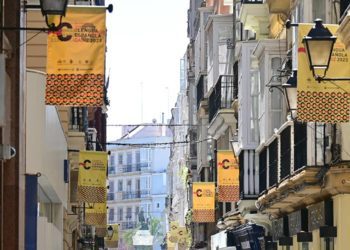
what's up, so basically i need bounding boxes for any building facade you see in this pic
[107,124,172,249]
[0,0,109,249]
[169,0,350,249]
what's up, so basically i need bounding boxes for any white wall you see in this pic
[26,70,68,206]
[26,70,68,248]
[37,217,63,250]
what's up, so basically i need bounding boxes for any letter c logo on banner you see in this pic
[222,159,230,169]
[196,189,202,197]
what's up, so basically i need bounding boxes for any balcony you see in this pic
[208,75,236,123]
[265,0,294,15]
[208,75,237,139]
[114,163,151,174]
[122,191,141,200]
[337,4,350,50]
[239,0,269,38]
[120,221,137,230]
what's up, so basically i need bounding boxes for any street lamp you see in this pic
[282,70,297,119]
[0,0,68,31]
[268,70,298,120]
[39,0,69,30]
[107,225,114,240]
[302,19,350,82]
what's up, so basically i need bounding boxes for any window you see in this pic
[127,180,132,192]
[118,153,123,166]
[110,155,115,167]
[312,0,326,21]
[109,180,114,193]
[140,148,150,168]
[136,179,140,191]
[136,150,141,170]
[127,152,132,172]
[109,208,114,223]
[250,68,260,143]
[118,180,123,192]
[118,208,123,221]
[156,203,160,208]
[135,206,140,221]
[126,207,132,220]
[270,57,283,134]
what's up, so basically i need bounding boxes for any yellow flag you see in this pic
[297,23,350,123]
[217,150,239,202]
[78,151,107,203]
[169,221,179,243]
[46,6,106,106]
[192,182,215,222]
[85,202,107,226]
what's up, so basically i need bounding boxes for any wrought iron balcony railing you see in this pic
[208,75,236,123]
[115,163,151,173]
[122,191,141,200]
[120,221,137,230]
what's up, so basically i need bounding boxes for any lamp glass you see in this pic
[107,226,114,238]
[304,38,335,69]
[39,0,68,16]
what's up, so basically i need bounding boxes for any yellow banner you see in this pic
[167,233,175,249]
[46,6,106,106]
[169,221,179,243]
[105,224,119,248]
[297,23,350,123]
[192,182,215,222]
[85,202,107,226]
[217,150,239,202]
[78,151,107,203]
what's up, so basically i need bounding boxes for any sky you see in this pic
[105,0,189,141]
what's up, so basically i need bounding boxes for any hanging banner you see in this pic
[104,224,119,248]
[192,182,215,222]
[169,221,179,243]
[167,233,176,249]
[46,6,106,106]
[78,151,107,203]
[297,23,350,123]
[217,150,239,202]
[85,202,107,226]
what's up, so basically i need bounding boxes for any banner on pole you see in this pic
[217,150,239,202]
[192,182,215,222]
[297,23,350,123]
[46,6,106,106]
[78,151,107,203]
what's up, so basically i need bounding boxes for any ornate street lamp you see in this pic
[0,0,68,31]
[302,19,336,81]
[107,225,114,240]
[282,70,297,119]
[39,0,69,30]
[302,19,350,82]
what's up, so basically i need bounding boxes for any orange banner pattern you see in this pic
[46,7,106,106]
[217,150,239,202]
